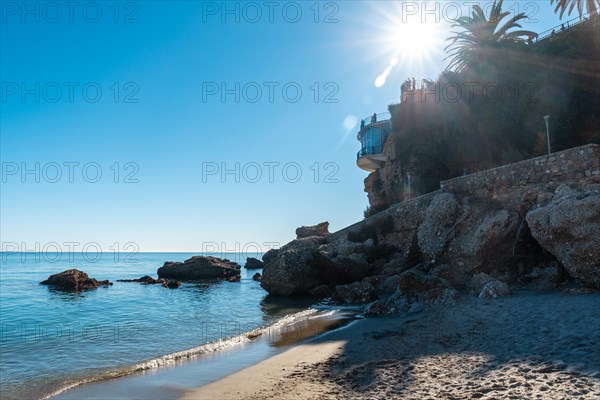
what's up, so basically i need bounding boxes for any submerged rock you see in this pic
[117,275,167,284]
[163,280,181,288]
[40,269,112,291]
[157,256,241,281]
[244,257,264,269]
[118,275,180,288]
[526,185,600,288]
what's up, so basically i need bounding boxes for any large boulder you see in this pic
[526,185,600,288]
[417,192,521,274]
[40,269,112,291]
[157,256,240,281]
[259,235,378,296]
[260,237,326,296]
[295,222,329,239]
[417,192,461,259]
[378,201,430,268]
[313,252,373,283]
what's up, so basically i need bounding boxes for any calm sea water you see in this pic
[0,252,326,400]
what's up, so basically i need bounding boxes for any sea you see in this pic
[0,252,356,400]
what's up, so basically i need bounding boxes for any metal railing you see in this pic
[535,10,598,43]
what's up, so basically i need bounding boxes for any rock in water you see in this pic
[244,257,264,269]
[252,273,262,281]
[117,275,167,285]
[295,222,329,239]
[163,280,181,288]
[40,269,112,291]
[157,256,241,281]
[527,185,600,288]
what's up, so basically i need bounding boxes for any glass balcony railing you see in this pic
[357,146,384,161]
[357,112,391,162]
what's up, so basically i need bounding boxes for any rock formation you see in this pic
[260,237,326,296]
[260,145,600,313]
[117,275,181,288]
[526,184,600,288]
[295,222,329,239]
[40,269,112,291]
[157,256,240,281]
[244,257,265,269]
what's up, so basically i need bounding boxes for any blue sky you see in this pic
[1,1,567,252]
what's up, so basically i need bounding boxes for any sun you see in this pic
[362,2,449,88]
[342,2,449,88]
[391,18,442,60]
[374,17,445,87]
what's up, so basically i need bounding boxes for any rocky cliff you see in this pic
[261,145,600,313]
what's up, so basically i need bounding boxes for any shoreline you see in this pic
[51,308,359,400]
[182,290,600,400]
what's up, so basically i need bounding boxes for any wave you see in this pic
[41,308,354,400]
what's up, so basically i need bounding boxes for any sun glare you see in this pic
[392,19,441,59]
[359,2,449,88]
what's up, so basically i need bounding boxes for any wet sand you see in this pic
[51,309,356,400]
[182,291,600,399]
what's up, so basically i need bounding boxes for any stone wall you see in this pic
[340,144,599,239]
[440,144,599,201]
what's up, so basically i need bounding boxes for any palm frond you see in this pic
[444,0,537,72]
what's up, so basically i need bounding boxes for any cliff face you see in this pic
[364,133,406,210]
[262,145,600,310]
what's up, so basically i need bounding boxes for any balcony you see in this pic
[356,112,391,172]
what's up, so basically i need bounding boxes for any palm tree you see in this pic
[445,0,538,72]
[551,0,600,19]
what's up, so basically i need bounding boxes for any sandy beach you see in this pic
[182,290,600,400]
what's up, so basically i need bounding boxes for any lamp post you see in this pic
[544,115,551,155]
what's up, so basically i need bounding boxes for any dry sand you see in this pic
[182,290,600,399]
